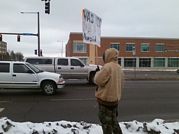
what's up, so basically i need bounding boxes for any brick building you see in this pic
[0,41,7,54]
[66,32,179,69]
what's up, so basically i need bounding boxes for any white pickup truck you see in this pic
[0,61,65,95]
[24,57,101,84]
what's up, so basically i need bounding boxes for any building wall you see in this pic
[0,41,7,54]
[66,33,89,57]
[66,32,179,69]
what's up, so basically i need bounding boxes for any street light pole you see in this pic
[37,12,41,56]
[21,12,41,56]
[132,46,136,79]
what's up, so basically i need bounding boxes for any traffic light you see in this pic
[34,49,37,55]
[45,1,50,14]
[0,34,2,41]
[17,35,20,42]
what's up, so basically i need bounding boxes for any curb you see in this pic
[125,78,179,81]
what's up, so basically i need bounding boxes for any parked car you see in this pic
[24,57,101,84]
[0,61,65,95]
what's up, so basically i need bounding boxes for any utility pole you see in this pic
[132,46,136,79]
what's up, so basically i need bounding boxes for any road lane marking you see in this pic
[0,108,5,113]
[50,98,96,101]
[0,101,9,103]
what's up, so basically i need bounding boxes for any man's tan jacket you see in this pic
[94,48,124,105]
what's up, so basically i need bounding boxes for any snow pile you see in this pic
[0,117,179,134]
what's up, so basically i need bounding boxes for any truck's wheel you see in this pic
[41,81,56,95]
[89,72,95,85]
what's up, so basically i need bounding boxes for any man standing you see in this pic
[94,48,124,134]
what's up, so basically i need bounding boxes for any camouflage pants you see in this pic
[98,104,123,134]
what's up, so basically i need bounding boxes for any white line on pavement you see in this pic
[0,101,9,103]
[0,108,5,113]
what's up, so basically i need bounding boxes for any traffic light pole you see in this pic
[1,12,41,56]
[0,33,37,40]
[21,12,41,56]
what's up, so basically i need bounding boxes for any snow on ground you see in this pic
[0,117,179,134]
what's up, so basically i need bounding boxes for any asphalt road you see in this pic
[0,79,179,124]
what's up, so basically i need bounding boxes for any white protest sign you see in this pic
[82,9,102,47]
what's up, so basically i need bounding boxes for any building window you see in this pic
[168,58,179,67]
[154,58,165,67]
[73,42,87,53]
[110,43,120,51]
[124,58,136,67]
[141,43,149,52]
[155,43,165,52]
[139,58,151,67]
[126,43,135,52]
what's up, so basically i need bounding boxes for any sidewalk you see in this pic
[124,70,179,80]
[0,117,179,134]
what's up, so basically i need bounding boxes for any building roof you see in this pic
[69,32,179,41]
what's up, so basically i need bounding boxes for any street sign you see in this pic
[82,9,102,47]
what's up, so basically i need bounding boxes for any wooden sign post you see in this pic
[89,44,96,64]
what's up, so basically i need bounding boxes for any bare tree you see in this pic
[0,50,24,61]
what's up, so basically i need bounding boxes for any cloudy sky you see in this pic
[0,0,179,57]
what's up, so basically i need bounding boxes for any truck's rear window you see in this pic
[26,58,52,65]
